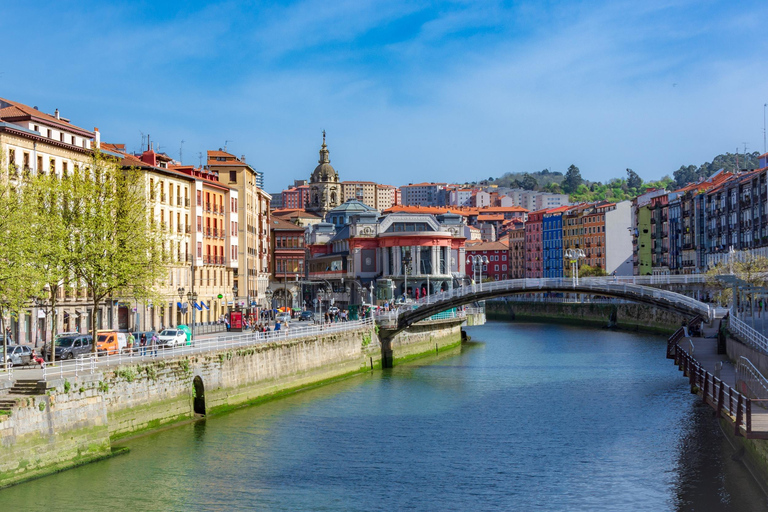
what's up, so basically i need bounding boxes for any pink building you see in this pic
[524,209,545,277]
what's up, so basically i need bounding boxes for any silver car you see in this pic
[1,344,33,366]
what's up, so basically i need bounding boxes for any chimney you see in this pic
[55,109,60,119]
[94,127,101,149]
[241,155,246,163]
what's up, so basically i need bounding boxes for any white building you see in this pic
[605,200,633,275]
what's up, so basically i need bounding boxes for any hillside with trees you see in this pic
[470,151,762,204]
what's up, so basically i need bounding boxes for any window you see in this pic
[197,216,202,231]
[197,190,202,206]
[230,171,237,182]
[47,129,52,138]
[37,155,43,173]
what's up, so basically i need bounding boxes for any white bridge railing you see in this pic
[408,278,713,320]
[28,318,375,381]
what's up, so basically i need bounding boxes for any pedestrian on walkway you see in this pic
[127,332,135,354]
[150,333,158,356]
[140,333,147,356]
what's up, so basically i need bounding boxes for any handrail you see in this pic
[729,314,768,355]
[736,356,768,400]
[33,318,376,381]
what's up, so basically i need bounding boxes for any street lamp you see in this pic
[186,290,198,341]
[265,289,273,321]
[403,252,412,300]
[466,255,489,290]
[177,287,185,326]
[564,248,586,288]
[318,288,326,323]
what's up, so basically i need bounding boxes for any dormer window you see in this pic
[47,129,52,138]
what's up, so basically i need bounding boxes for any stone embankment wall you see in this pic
[1,324,382,488]
[1,319,465,488]
[485,300,686,334]
[388,319,463,365]
[0,374,111,488]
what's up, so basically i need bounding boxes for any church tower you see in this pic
[307,131,341,216]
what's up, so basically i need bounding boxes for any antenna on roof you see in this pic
[180,140,185,164]
[224,140,232,152]
[198,152,203,167]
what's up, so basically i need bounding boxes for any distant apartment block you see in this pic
[400,182,447,206]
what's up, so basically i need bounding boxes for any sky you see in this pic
[3,0,768,192]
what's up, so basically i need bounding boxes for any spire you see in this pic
[318,130,330,164]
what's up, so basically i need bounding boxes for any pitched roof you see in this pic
[0,98,93,136]
[270,217,305,231]
[465,241,509,252]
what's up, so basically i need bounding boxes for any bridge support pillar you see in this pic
[381,336,394,368]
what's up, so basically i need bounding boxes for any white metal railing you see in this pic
[464,306,484,315]
[408,278,713,320]
[34,318,375,381]
[493,296,632,304]
[1,361,11,381]
[736,356,768,400]
[730,314,768,355]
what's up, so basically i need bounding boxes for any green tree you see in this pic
[520,173,538,190]
[0,164,41,361]
[26,173,72,363]
[626,168,642,189]
[63,152,166,352]
[563,164,583,193]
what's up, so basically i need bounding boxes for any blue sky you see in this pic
[3,0,768,192]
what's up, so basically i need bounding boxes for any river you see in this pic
[2,321,767,511]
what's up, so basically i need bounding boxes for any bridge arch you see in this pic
[382,278,715,337]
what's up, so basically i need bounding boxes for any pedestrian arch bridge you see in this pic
[376,277,724,338]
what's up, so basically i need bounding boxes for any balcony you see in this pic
[186,224,191,234]
[161,193,167,203]
[176,196,181,206]
[185,198,191,207]
[213,228,218,237]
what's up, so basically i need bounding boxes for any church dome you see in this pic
[310,131,338,183]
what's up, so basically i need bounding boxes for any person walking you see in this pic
[150,332,158,356]
[140,333,147,356]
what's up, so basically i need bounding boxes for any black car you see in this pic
[299,311,315,321]
[54,335,93,360]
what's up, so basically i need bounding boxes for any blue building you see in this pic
[542,208,566,278]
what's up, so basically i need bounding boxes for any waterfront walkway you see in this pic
[672,319,768,438]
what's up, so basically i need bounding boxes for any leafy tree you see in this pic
[705,254,768,307]
[26,173,72,363]
[0,160,41,360]
[63,152,166,352]
[562,165,583,193]
[626,168,642,189]
[520,173,537,191]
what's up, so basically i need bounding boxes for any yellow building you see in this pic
[206,150,270,311]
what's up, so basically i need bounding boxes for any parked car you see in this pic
[54,335,93,360]
[276,312,292,324]
[157,329,187,348]
[299,311,315,321]
[96,331,128,355]
[1,344,33,366]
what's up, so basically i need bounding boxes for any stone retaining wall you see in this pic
[0,324,380,488]
[485,300,686,334]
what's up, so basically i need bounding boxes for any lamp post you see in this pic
[177,286,185,326]
[265,289,273,322]
[186,290,197,341]
[403,252,412,301]
[466,255,489,291]
[564,248,586,288]
[318,288,326,324]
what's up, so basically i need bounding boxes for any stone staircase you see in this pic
[0,379,44,415]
